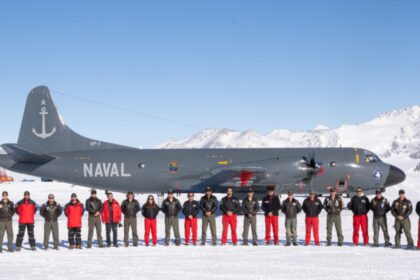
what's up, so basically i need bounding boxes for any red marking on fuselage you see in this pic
[317,166,325,176]
[240,171,253,187]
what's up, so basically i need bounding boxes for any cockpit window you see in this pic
[365,154,380,163]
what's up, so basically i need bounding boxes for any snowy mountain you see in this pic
[157,105,420,171]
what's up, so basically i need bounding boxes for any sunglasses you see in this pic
[188,195,194,197]
[356,190,362,193]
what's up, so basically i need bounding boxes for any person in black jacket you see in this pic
[200,186,218,246]
[121,192,141,247]
[302,190,323,246]
[370,189,391,247]
[85,189,103,248]
[281,191,302,246]
[242,188,259,246]
[347,187,370,246]
[182,192,200,245]
[161,190,182,246]
[417,201,420,249]
[40,194,62,250]
[142,195,159,246]
[220,187,241,245]
[391,190,414,249]
[0,191,14,253]
[261,185,281,245]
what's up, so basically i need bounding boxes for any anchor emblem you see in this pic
[32,100,56,139]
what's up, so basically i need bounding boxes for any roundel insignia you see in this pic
[169,162,180,174]
[373,170,382,180]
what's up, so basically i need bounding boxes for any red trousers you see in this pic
[305,217,320,245]
[353,214,369,245]
[417,219,420,249]
[221,214,238,244]
[184,217,198,244]
[144,218,157,245]
[265,216,279,244]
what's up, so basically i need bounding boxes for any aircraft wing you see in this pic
[192,167,268,190]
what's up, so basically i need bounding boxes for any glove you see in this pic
[118,223,123,228]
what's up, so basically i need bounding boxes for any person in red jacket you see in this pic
[101,192,121,247]
[64,193,84,249]
[15,191,38,251]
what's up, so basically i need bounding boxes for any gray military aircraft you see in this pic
[0,86,406,197]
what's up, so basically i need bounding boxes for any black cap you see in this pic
[2,191,8,196]
[330,187,337,193]
[91,189,97,194]
[24,191,30,196]
[399,189,405,194]
[375,189,382,194]
[71,193,77,198]
[247,187,254,193]
[167,189,174,194]
[267,185,275,191]
[309,189,316,194]
[205,186,212,192]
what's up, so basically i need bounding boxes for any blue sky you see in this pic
[1,0,419,148]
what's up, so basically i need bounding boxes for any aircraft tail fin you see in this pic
[17,86,125,155]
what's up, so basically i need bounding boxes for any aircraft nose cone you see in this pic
[384,165,406,187]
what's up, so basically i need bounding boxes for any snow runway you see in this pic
[1,173,419,280]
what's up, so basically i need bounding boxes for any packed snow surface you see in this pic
[0,171,419,280]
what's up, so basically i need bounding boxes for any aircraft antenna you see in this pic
[52,90,202,129]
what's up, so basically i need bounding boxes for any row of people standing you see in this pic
[347,187,415,248]
[1,186,420,252]
[0,187,260,249]
[244,185,417,248]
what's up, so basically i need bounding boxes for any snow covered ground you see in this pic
[1,171,419,280]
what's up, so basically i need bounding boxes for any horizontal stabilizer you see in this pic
[1,144,55,164]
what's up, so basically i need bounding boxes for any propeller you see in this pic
[301,150,323,176]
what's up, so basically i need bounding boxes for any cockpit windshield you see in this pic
[365,154,381,163]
